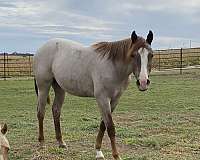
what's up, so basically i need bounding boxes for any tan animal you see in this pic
[0,124,10,160]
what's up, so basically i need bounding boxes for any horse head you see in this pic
[129,30,154,91]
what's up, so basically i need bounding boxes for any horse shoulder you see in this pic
[92,69,130,99]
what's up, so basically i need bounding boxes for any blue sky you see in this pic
[0,0,200,53]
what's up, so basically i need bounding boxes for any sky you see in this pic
[0,0,200,53]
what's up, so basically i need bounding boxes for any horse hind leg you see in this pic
[52,79,66,148]
[36,79,52,146]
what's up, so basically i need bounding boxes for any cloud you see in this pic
[115,0,200,14]
[0,0,200,52]
[0,0,116,42]
[0,1,17,8]
[154,36,193,49]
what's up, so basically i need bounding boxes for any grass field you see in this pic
[0,74,200,160]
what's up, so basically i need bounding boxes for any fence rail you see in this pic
[152,47,200,74]
[0,53,33,80]
[1,47,200,79]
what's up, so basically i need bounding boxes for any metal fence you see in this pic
[0,47,200,79]
[152,47,200,74]
[0,53,33,80]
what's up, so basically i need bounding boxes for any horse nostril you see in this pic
[136,80,140,86]
[147,79,150,85]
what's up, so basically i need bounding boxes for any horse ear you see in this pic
[146,30,153,45]
[1,123,7,134]
[131,31,138,43]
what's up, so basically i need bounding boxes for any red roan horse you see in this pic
[33,30,153,159]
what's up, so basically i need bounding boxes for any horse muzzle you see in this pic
[136,79,150,91]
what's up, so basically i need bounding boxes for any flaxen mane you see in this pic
[92,37,146,61]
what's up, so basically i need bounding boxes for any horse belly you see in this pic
[56,72,94,97]
[64,79,94,97]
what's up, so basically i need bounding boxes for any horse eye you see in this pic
[131,54,135,58]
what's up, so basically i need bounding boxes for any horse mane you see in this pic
[92,37,146,61]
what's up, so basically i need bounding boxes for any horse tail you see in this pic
[34,78,50,105]
[47,95,50,105]
[34,77,38,96]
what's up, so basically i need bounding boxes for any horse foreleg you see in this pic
[95,120,106,159]
[95,93,121,157]
[52,79,66,148]
[106,114,121,160]
[96,95,121,160]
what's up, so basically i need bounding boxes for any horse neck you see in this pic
[113,60,133,80]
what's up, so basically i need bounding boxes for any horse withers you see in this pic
[0,124,10,160]
[33,30,153,160]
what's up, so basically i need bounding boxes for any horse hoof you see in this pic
[59,142,67,149]
[96,150,105,160]
[40,140,44,145]
[115,156,122,160]
[38,141,45,149]
[59,144,67,148]
[96,157,105,160]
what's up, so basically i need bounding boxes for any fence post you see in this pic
[180,48,183,75]
[28,54,31,77]
[3,52,6,80]
[6,54,9,76]
[158,52,161,71]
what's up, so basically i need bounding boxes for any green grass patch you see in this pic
[0,73,200,159]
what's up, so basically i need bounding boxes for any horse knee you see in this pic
[37,114,44,124]
[107,123,115,138]
[99,120,106,132]
[103,114,115,138]
[52,106,61,119]
[37,107,45,120]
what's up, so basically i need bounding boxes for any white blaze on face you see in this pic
[138,48,149,87]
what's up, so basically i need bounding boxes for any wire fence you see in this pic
[152,47,200,75]
[0,47,200,80]
[0,53,33,80]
